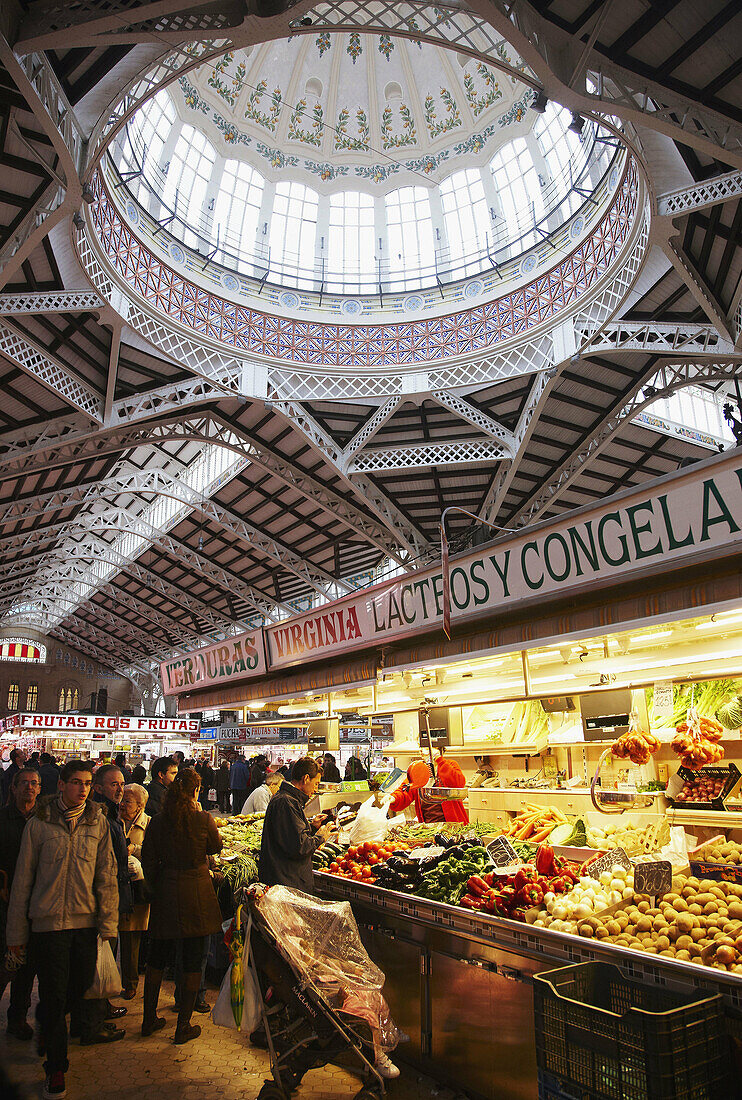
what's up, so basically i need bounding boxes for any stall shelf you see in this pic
[316,872,741,1100]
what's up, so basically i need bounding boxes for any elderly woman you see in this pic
[119,782,151,999]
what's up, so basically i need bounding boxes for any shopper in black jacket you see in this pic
[258,758,336,891]
[0,766,40,1038]
[145,757,178,816]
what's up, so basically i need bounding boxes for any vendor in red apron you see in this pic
[388,755,469,824]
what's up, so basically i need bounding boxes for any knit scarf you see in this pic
[58,794,86,830]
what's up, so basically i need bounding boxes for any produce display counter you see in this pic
[316,872,742,1100]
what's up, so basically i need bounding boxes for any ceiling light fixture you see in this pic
[532,90,548,113]
[568,113,584,135]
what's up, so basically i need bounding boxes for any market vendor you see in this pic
[389,754,469,824]
[258,757,336,891]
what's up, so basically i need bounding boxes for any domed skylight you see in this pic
[111,33,615,294]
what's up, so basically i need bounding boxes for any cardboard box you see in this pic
[666,764,740,810]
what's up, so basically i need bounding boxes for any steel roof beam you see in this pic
[349,439,511,474]
[661,240,736,343]
[657,171,742,218]
[508,360,742,528]
[0,291,104,315]
[0,321,105,422]
[430,390,516,454]
[576,321,737,356]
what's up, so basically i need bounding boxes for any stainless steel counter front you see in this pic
[316,873,742,1100]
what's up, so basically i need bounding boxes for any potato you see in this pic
[728,902,742,921]
[606,920,621,936]
[688,904,703,916]
[652,915,669,932]
[675,935,693,950]
[675,950,691,962]
[691,927,706,942]
[671,897,689,913]
[659,950,675,958]
[579,925,594,937]
[637,900,651,913]
[636,916,652,932]
[695,892,715,906]
[703,901,719,916]
[655,935,670,951]
[675,912,695,934]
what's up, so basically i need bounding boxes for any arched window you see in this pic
[7,683,19,711]
[26,684,38,711]
[489,138,544,251]
[327,192,375,292]
[439,169,491,275]
[384,187,435,289]
[162,124,216,249]
[122,90,175,207]
[269,181,319,287]
[533,102,584,216]
[214,159,264,265]
[58,686,79,713]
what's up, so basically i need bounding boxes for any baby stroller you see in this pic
[244,885,397,1100]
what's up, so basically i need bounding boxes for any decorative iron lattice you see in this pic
[577,321,735,356]
[0,322,104,421]
[657,171,742,217]
[84,158,639,374]
[349,439,511,473]
[0,291,103,314]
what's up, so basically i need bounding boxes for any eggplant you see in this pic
[434,832,454,848]
[386,855,415,872]
[418,854,445,873]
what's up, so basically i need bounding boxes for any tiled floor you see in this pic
[0,982,462,1100]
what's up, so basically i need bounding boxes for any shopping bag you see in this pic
[83,937,121,999]
[212,910,261,1033]
[208,788,217,803]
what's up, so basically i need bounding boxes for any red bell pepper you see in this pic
[459,895,484,910]
[536,843,562,877]
[513,865,537,892]
[516,883,543,906]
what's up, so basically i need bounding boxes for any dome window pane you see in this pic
[162,124,216,250]
[489,138,543,252]
[440,168,491,278]
[384,187,436,291]
[270,181,319,289]
[327,191,376,293]
[214,159,264,268]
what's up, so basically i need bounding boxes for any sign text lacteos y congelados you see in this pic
[160,454,742,692]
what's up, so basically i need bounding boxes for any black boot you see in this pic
[173,972,201,1044]
[141,967,166,1037]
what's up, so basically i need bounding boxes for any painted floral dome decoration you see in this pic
[174,32,534,185]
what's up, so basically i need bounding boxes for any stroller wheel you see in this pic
[257,1084,286,1100]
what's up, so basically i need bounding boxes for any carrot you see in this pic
[519,821,535,840]
[531,825,554,843]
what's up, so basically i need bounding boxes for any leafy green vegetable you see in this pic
[563,818,588,847]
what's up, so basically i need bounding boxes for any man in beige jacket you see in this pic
[6,759,119,1100]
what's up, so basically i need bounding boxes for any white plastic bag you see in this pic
[211,923,261,1034]
[83,937,121,1000]
[348,796,393,846]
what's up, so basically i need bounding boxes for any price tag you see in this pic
[633,860,672,898]
[487,835,520,868]
[586,846,632,879]
[653,681,674,721]
[408,846,446,861]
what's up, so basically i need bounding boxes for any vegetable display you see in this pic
[717,695,742,731]
[324,840,411,884]
[583,818,670,857]
[415,843,493,906]
[532,864,635,933]
[214,813,265,856]
[672,709,724,769]
[674,773,727,803]
[459,845,583,922]
[501,805,568,843]
[695,839,742,866]
[610,726,660,766]
[590,876,742,973]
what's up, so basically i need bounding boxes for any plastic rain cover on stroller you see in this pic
[256,885,400,1052]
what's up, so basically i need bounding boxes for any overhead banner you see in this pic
[265,453,742,671]
[160,628,267,697]
[10,713,200,734]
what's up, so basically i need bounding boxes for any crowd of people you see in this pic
[0,744,376,1099]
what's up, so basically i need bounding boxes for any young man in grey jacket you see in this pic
[6,759,119,1100]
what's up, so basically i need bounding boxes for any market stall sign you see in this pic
[587,847,632,878]
[266,453,742,671]
[487,835,520,868]
[633,860,673,897]
[159,628,266,697]
[9,713,199,734]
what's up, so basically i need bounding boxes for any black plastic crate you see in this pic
[538,1071,580,1100]
[533,962,730,1100]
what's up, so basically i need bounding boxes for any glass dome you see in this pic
[110,33,615,295]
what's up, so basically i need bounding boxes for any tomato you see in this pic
[329,862,339,873]
[368,854,379,865]
[348,846,358,859]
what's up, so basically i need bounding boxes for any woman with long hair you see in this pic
[139,767,222,1043]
